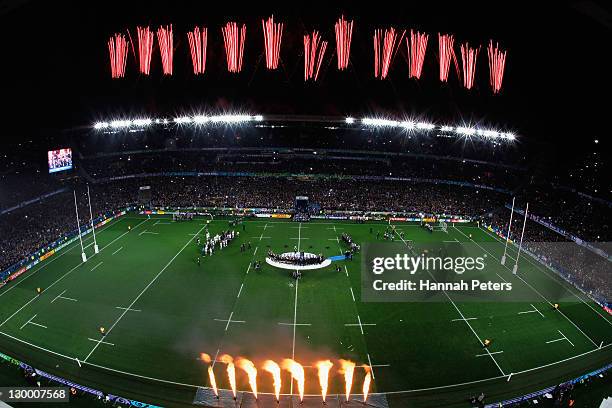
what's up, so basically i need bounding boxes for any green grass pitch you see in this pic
[0,213,610,407]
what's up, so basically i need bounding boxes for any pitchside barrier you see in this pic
[0,209,130,283]
[0,351,161,408]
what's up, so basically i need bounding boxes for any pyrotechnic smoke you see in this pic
[339,359,355,401]
[236,358,258,399]
[282,359,305,401]
[316,360,333,402]
[263,360,282,401]
[220,354,237,398]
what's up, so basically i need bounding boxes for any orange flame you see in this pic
[236,357,258,399]
[282,359,305,401]
[200,353,218,397]
[315,360,333,402]
[363,365,372,402]
[220,354,237,398]
[339,359,355,401]
[263,360,282,401]
[208,367,219,397]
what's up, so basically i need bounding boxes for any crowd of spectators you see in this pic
[486,208,610,303]
[0,175,508,271]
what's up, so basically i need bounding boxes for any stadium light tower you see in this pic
[73,191,87,262]
[501,196,515,265]
[86,185,99,254]
[512,202,529,275]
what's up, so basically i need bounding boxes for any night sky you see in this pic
[0,0,609,184]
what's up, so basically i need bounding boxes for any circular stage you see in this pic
[265,252,332,270]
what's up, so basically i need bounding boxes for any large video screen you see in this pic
[47,148,73,173]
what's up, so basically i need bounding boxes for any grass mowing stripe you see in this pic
[82,223,207,362]
[0,216,124,298]
[392,224,508,377]
[454,225,599,347]
[480,226,612,326]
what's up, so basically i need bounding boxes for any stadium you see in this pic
[0,2,610,407]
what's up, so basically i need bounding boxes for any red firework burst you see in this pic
[136,26,154,75]
[487,40,507,94]
[460,42,480,90]
[373,28,405,79]
[157,25,174,75]
[438,33,458,82]
[187,27,208,75]
[108,33,128,79]
[304,31,328,81]
[222,22,246,73]
[407,29,429,79]
[262,16,283,70]
[334,15,353,70]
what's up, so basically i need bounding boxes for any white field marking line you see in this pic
[20,314,47,330]
[344,265,349,277]
[345,322,377,327]
[84,242,94,250]
[237,283,244,298]
[83,223,206,363]
[87,338,115,347]
[454,225,599,347]
[367,353,376,380]
[393,225,507,377]
[291,226,309,229]
[288,222,302,395]
[213,314,247,330]
[210,247,260,369]
[278,322,311,326]
[258,236,271,240]
[51,290,78,304]
[350,287,356,302]
[115,307,141,312]
[0,325,610,397]
[327,238,341,242]
[451,318,478,322]
[496,273,509,283]
[139,231,159,236]
[90,261,103,272]
[476,351,504,357]
[558,330,575,347]
[112,247,123,255]
[480,226,612,326]
[290,237,309,240]
[0,216,125,299]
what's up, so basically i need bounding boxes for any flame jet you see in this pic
[316,360,333,402]
[236,358,258,399]
[282,359,305,401]
[339,359,356,401]
[263,360,282,401]
[200,353,218,398]
[220,354,237,399]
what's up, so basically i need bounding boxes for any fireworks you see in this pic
[304,31,328,81]
[136,26,154,75]
[438,33,457,82]
[262,360,282,401]
[363,365,372,402]
[282,359,305,402]
[460,42,480,90]
[487,40,507,94]
[187,27,208,75]
[220,354,237,399]
[373,28,405,80]
[108,33,128,79]
[315,360,333,402]
[156,25,174,75]
[262,16,283,70]
[334,15,353,70]
[339,359,356,401]
[407,29,429,79]
[222,22,246,73]
[236,358,258,399]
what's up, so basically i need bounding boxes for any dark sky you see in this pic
[0,1,610,168]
